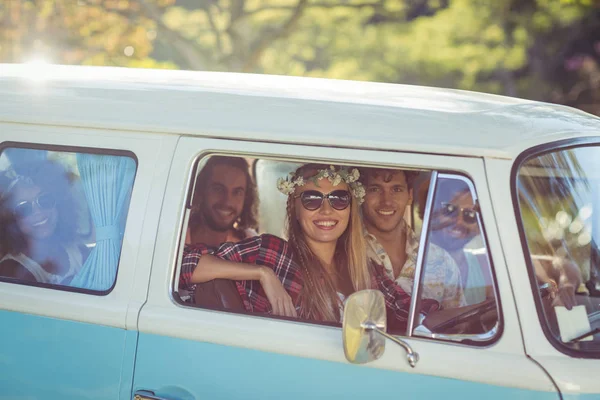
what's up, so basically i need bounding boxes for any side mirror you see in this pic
[342,290,387,364]
[343,290,420,368]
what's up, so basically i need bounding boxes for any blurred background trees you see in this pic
[1,0,599,114]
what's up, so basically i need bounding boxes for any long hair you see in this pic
[0,160,79,255]
[0,175,26,256]
[191,156,258,231]
[285,164,371,321]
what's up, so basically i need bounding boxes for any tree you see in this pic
[0,0,176,68]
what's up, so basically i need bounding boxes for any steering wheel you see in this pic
[423,298,497,334]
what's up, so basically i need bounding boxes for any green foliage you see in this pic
[0,0,172,66]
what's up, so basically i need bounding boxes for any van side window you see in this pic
[415,174,499,341]
[177,157,500,344]
[0,146,136,294]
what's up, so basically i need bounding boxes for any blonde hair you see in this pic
[285,164,371,321]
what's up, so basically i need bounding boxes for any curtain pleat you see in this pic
[70,154,135,291]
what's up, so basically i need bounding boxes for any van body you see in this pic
[0,64,599,399]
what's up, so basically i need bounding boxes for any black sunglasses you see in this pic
[13,192,56,218]
[440,202,479,225]
[294,190,351,211]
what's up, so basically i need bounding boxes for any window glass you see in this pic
[517,146,600,354]
[415,175,499,341]
[0,147,136,293]
[178,156,497,344]
[255,159,301,237]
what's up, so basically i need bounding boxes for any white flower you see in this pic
[330,165,336,170]
[352,183,366,204]
[345,168,359,183]
[332,175,343,187]
[294,176,305,187]
[277,178,295,195]
[322,171,329,178]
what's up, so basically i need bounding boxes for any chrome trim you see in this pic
[424,323,499,342]
[362,321,419,368]
[417,172,502,343]
[134,390,170,400]
[408,171,439,336]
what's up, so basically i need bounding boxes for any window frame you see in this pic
[408,171,504,346]
[511,137,600,359]
[0,141,138,296]
[172,150,504,347]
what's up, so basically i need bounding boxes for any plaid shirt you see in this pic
[180,234,437,327]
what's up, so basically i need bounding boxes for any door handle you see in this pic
[134,390,170,400]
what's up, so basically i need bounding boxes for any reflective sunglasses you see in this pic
[294,190,351,211]
[440,202,478,225]
[13,192,56,218]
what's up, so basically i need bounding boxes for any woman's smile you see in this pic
[296,179,350,246]
[313,219,339,230]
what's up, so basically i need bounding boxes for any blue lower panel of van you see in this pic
[133,333,558,400]
[0,310,130,400]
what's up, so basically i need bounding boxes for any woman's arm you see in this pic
[190,254,263,283]
[0,259,36,282]
[181,237,298,317]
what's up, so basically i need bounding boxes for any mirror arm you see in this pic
[362,322,419,368]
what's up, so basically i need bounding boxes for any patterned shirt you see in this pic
[180,234,438,329]
[365,220,466,310]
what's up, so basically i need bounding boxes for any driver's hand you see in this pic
[420,298,440,315]
[552,284,577,310]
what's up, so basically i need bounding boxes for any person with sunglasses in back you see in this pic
[429,181,491,305]
[179,164,438,328]
[0,160,89,285]
[360,168,466,310]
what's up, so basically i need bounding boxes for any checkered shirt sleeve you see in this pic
[180,234,303,314]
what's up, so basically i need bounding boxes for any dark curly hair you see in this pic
[0,160,80,256]
[358,167,418,190]
[191,156,258,231]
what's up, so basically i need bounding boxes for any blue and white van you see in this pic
[0,64,599,399]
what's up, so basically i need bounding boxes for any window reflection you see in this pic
[0,148,135,292]
[417,176,498,338]
[518,146,600,351]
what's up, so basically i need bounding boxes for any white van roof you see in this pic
[1,64,599,159]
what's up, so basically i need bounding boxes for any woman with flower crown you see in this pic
[180,163,437,327]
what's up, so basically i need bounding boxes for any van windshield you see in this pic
[517,145,600,354]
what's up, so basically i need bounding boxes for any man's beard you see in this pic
[201,207,236,232]
[430,226,474,252]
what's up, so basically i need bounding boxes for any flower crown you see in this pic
[277,165,366,204]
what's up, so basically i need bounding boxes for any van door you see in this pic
[133,137,558,399]
[0,125,176,399]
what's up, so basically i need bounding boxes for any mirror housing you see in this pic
[342,290,387,364]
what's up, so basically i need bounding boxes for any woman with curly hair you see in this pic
[0,160,89,285]
[180,163,437,328]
